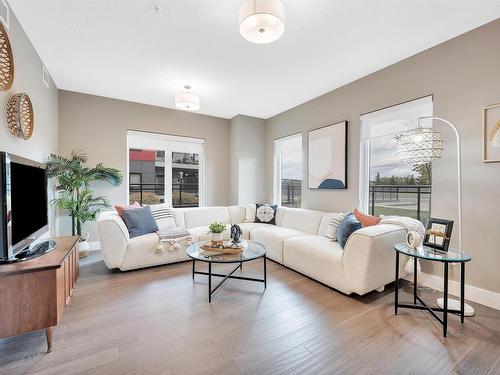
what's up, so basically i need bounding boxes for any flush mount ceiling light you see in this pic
[175,86,200,111]
[239,0,285,44]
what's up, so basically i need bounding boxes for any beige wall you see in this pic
[58,90,230,239]
[0,6,58,233]
[229,115,266,205]
[265,19,500,294]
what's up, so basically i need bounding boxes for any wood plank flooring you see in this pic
[1,251,499,374]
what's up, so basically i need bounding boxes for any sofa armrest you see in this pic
[97,211,130,269]
[342,224,407,295]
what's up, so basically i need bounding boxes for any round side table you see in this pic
[394,243,471,337]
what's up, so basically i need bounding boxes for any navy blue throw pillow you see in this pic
[336,213,362,249]
[121,206,159,238]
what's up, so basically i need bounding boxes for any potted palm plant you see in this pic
[46,150,123,257]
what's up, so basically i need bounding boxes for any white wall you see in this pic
[0,5,59,234]
[229,115,266,205]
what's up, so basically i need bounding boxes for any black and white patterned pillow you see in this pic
[254,204,278,225]
[149,203,176,229]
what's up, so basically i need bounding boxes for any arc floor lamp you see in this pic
[396,116,475,316]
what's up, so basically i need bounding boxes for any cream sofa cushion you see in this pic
[283,235,350,294]
[228,205,246,224]
[244,204,256,222]
[174,209,185,228]
[250,225,307,264]
[279,207,323,235]
[182,206,230,229]
[120,233,190,271]
[237,222,271,239]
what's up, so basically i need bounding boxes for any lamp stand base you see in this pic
[436,297,475,316]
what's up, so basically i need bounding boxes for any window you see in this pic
[172,152,200,207]
[274,133,303,208]
[359,96,433,223]
[127,131,204,207]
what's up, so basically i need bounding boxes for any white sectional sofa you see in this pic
[97,205,408,295]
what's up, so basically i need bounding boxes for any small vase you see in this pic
[211,232,223,243]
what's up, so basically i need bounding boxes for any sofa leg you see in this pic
[376,285,385,292]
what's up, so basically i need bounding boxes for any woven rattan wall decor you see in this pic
[0,22,14,91]
[6,93,34,140]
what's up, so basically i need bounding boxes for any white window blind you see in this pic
[127,130,204,154]
[274,133,302,155]
[360,96,433,140]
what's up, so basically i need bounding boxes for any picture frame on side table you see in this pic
[307,121,348,189]
[483,103,500,163]
[423,218,454,252]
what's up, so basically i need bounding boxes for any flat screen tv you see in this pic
[0,152,49,261]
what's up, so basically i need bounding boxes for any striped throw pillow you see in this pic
[149,203,176,229]
[326,212,348,241]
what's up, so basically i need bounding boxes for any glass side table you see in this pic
[394,243,472,337]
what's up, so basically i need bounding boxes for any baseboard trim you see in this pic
[404,272,500,311]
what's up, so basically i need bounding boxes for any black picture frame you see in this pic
[423,218,454,252]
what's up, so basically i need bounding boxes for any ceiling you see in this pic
[9,0,500,119]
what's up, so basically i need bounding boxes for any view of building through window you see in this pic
[171,152,199,207]
[129,149,199,207]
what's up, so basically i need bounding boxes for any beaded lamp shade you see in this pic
[0,22,14,91]
[395,128,443,165]
[6,93,34,140]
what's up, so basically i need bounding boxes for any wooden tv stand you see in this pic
[0,236,79,352]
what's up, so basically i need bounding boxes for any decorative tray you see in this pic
[200,240,247,254]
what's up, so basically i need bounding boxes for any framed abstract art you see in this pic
[483,103,500,163]
[308,121,348,189]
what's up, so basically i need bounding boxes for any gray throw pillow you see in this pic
[336,213,362,249]
[121,206,159,238]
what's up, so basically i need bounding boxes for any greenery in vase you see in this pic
[208,222,226,234]
[46,150,123,236]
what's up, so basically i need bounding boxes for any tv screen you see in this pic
[10,161,48,246]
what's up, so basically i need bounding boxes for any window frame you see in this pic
[127,131,205,207]
[358,96,433,217]
[273,132,303,208]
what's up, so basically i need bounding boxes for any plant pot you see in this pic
[78,235,90,258]
[211,232,223,243]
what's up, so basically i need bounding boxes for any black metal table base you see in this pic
[192,257,267,302]
[395,252,466,337]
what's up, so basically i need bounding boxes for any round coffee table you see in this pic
[186,240,267,302]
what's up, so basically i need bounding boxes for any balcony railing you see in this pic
[129,183,199,208]
[369,184,431,223]
[281,179,302,208]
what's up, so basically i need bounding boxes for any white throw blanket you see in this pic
[156,227,192,253]
[379,215,425,236]
[379,215,425,274]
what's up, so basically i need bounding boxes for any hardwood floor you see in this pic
[1,251,499,375]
